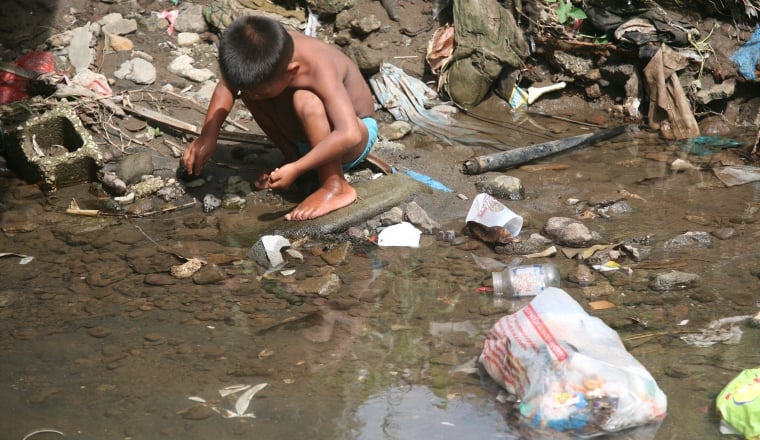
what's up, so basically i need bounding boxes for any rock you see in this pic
[100,15,138,36]
[156,182,185,201]
[569,264,595,286]
[167,55,215,82]
[100,170,127,195]
[225,176,253,196]
[221,194,246,209]
[712,227,735,240]
[344,41,383,75]
[299,273,341,297]
[144,273,177,286]
[552,50,594,77]
[543,217,595,247]
[117,152,154,184]
[475,175,524,200]
[308,0,356,15]
[108,33,133,51]
[182,404,216,420]
[192,263,226,285]
[177,32,201,47]
[86,267,134,287]
[87,326,112,338]
[321,241,352,265]
[379,121,412,141]
[350,14,382,35]
[114,58,156,85]
[132,176,164,198]
[664,231,712,249]
[379,206,404,226]
[695,77,735,105]
[174,3,209,33]
[650,270,700,291]
[202,194,221,212]
[404,201,441,233]
[699,115,733,136]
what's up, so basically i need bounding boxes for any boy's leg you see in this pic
[243,92,303,188]
[285,89,368,220]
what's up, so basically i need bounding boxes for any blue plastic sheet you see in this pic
[731,26,760,80]
[677,135,742,156]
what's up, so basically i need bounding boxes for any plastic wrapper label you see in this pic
[717,367,760,439]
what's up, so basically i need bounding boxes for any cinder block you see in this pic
[3,105,103,193]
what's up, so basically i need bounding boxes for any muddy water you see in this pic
[1,125,760,440]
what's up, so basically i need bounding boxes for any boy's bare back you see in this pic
[284,32,375,119]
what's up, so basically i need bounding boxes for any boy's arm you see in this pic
[183,79,237,175]
[269,71,363,188]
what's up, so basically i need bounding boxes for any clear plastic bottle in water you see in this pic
[492,263,560,297]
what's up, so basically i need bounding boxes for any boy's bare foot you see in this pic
[285,175,356,220]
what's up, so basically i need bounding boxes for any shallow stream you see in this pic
[2,119,760,440]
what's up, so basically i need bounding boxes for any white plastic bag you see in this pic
[479,287,667,436]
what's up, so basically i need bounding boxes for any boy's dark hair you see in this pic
[218,16,294,90]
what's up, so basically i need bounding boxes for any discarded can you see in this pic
[492,263,560,297]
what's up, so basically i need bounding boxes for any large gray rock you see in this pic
[543,217,595,247]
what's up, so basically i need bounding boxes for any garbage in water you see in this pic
[508,81,567,109]
[398,168,453,192]
[0,252,34,265]
[187,383,268,419]
[465,193,523,237]
[716,367,760,439]
[491,263,560,297]
[680,315,753,347]
[713,165,760,187]
[377,221,422,247]
[21,429,65,440]
[677,135,742,156]
[369,63,511,148]
[249,235,291,267]
[480,287,667,436]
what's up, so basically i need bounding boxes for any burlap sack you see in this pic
[438,0,528,108]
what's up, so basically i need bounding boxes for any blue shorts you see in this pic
[296,117,378,172]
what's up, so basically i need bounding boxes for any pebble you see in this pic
[192,263,226,285]
[87,326,112,338]
[321,241,352,266]
[203,194,221,212]
[711,227,735,240]
[182,404,216,420]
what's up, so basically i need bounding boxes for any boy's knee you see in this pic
[292,90,324,118]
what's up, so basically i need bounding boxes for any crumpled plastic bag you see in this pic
[717,367,760,439]
[479,287,667,437]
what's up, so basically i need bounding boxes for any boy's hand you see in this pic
[266,163,299,189]
[183,137,217,176]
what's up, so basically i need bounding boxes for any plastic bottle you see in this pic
[492,263,560,297]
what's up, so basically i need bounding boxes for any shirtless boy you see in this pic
[182,15,378,220]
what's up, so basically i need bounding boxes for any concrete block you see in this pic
[3,105,103,193]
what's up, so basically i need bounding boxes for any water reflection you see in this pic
[350,385,517,440]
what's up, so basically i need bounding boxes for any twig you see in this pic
[624,330,698,341]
